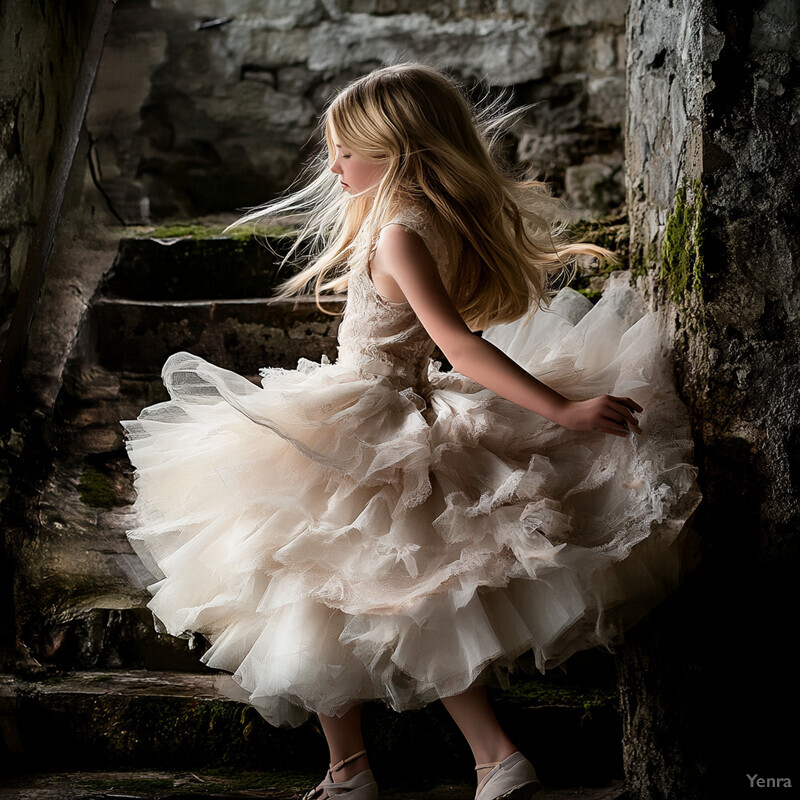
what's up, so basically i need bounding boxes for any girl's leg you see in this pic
[317,703,371,782]
[440,683,519,785]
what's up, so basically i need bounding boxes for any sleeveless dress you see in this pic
[121,201,702,728]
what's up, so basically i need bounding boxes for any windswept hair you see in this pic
[227,62,618,331]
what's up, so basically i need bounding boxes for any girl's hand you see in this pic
[557,395,644,437]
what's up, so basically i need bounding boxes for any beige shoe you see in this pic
[474,750,542,800]
[302,748,379,800]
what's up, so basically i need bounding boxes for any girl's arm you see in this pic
[370,224,643,437]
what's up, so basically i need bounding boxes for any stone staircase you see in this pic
[1,228,626,798]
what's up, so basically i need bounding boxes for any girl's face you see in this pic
[329,126,387,197]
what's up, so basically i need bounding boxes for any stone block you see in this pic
[308,14,550,86]
[565,160,624,216]
[151,0,325,29]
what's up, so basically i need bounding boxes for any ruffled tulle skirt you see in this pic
[122,270,702,728]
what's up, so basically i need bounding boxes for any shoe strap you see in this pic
[329,748,368,773]
[475,750,521,771]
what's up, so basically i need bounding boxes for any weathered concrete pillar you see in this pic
[619,1,799,797]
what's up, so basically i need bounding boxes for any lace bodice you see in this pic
[335,202,457,397]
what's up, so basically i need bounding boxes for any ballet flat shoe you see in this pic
[302,769,378,799]
[474,751,542,800]
[302,748,378,800]
[317,768,378,799]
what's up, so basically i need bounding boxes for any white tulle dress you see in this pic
[122,200,703,728]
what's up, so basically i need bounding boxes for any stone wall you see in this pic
[89,0,627,222]
[0,0,104,663]
[0,0,98,340]
[619,0,799,796]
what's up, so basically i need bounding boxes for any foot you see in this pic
[475,747,519,794]
[474,750,541,800]
[303,749,373,799]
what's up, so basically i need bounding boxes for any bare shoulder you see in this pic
[370,221,474,363]
[374,223,430,258]
[372,223,435,276]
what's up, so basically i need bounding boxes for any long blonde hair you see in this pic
[227,62,617,331]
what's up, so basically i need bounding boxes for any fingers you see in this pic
[606,398,644,434]
[612,395,644,413]
[587,396,645,437]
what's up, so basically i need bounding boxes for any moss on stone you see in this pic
[690,179,706,298]
[78,467,120,509]
[143,222,298,241]
[569,216,630,259]
[567,215,630,301]
[630,241,658,281]
[495,678,615,712]
[37,674,71,685]
[660,177,705,304]
[575,287,603,303]
[146,223,220,239]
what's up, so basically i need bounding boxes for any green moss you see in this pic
[566,215,630,302]
[690,179,706,298]
[569,216,629,258]
[575,287,603,303]
[147,223,219,240]
[630,241,658,281]
[660,177,705,304]
[143,222,298,241]
[37,674,71,685]
[490,675,615,712]
[78,467,120,509]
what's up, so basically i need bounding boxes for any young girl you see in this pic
[122,63,702,800]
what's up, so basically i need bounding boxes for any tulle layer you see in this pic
[122,271,702,728]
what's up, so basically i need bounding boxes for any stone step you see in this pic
[91,295,344,376]
[102,235,295,302]
[57,370,167,454]
[0,670,623,789]
[0,770,628,800]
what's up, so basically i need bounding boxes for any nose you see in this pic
[330,155,342,176]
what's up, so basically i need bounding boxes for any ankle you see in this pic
[474,743,518,770]
[329,749,370,782]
